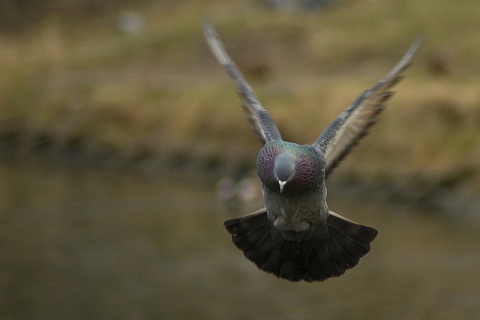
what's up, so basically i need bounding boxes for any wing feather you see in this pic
[202,19,282,144]
[313,37,422,178]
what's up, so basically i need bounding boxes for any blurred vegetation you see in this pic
[0,0,479,208]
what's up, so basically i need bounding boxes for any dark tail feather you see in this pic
[224,209,377,282]
[224,209,274,263]
[304,211,378,282]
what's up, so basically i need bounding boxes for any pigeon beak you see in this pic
[278,180,287,193]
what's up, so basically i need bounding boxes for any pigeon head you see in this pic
[274,154,295,192]
[257,141,324,195]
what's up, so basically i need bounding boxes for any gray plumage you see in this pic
[203,19,421,282]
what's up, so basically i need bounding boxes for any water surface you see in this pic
[0,159,479,319]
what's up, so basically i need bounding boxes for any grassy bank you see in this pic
[0,0,479,209]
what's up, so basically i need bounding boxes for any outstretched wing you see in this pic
[312,37,422,178]
[202,19,282,144]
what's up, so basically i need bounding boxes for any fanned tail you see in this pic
[224,209,377,282]
[305,211,378,282]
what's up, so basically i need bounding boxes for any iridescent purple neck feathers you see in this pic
[257,141,325,195]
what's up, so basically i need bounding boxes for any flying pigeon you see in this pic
[203,19,421,282]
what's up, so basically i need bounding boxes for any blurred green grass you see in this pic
[0,0,479,202]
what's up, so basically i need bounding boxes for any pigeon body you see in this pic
[258,141,327,234]
[203,20,421,282]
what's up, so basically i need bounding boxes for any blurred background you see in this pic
[0,0,479,319]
